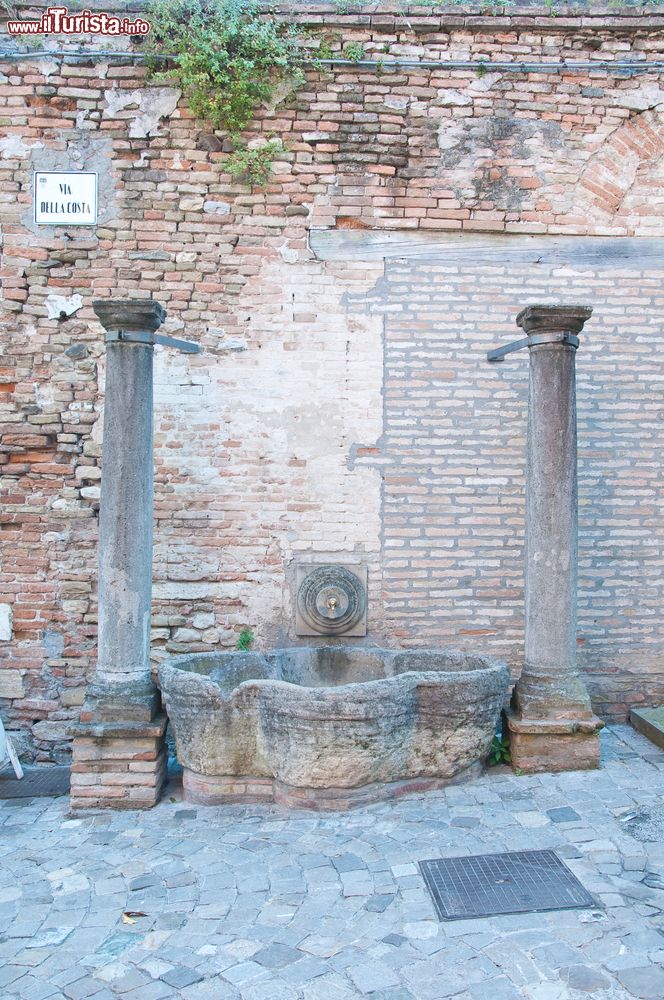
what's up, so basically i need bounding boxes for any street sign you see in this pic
[34,171,98,226]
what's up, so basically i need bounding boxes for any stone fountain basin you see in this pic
[158,647,510,809]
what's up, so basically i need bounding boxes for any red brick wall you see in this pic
[1,4,664,758]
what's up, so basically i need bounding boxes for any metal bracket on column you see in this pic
[106,330,200,354]
[487,331,579,363]
[486,337,529,363]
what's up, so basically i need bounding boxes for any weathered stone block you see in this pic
[630,707,664,751]
[0,669,23,699]
[32,720,71,742]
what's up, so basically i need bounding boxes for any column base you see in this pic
[69,715,167,810]
[81,680,161,723]
[505,709,603,774]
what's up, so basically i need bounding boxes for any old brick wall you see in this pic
[1,3,664,759]
[333,244,664,723]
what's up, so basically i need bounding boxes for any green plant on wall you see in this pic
[227,138,283,185]
[146,0,306,184]
[344,42,366,62]
[236,628,254,651]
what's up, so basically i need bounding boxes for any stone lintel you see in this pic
[630,707,664,751]
[516,304,593,337]
[93,298,166,334]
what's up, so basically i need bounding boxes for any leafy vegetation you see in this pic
[488,733,511,766]
[236,628,255,651]
[146,0,306,184]
[226,139,283,185]
[344,42,366,62]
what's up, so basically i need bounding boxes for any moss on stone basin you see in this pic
[158,647,510,808]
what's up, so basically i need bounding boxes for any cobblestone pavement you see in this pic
[2,725,664,1000]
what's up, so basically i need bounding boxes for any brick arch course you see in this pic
[578,109,664,224]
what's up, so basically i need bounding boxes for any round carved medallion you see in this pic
[296,565,367,635]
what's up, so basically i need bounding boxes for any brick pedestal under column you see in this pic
[70,717,167,810]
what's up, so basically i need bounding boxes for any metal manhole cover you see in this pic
[419,849,595,920]
[0,766,70,799]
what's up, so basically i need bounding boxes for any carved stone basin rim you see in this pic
[158,646,510,810]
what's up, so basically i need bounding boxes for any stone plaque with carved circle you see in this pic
[295,564,368,636]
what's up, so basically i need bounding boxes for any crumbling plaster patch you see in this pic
[45,293,83,320]
[614,85,664,112]
[0,604,13,642]
[0,135,43,159]
[103,87,181,138]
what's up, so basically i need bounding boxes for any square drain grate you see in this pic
[419,849,595,921]
[0,765,70,800]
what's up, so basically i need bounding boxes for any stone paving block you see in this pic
[532,941,582,970]
[221,960,270,986]
[244,982,302,1000]
[558,965,612,992]
[120,982,173,1000]
[180,979,241,1000]
[616,965,664,999]
[63,977,106,1000]
[13,975,62,999]
[0,965,32,988]
[298,935,344,958]
[547,807,581,823]
[95,967,149,992]
[469,977,524,1000]
[369,989,416,1000]
[159,965,204,988]
[348,960,401,993]
[252,943,302,969]
[301,973,359,999]
[332,854,367,873]
[480,942,542,987]
[278,956,330,986]
[92,961,131,984]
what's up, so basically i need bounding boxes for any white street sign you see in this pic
[34,171,98,226]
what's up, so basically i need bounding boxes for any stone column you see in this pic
[70,300,168,810]
[506,305,603,773]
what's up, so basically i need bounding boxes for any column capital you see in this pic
[516,304,592,338]
[93,298,166,334]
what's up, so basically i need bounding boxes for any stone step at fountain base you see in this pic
[183,762,482,811]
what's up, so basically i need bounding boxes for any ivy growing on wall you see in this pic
[146,0,307,185]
